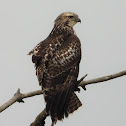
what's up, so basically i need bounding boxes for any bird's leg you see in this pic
[74,82,81,92]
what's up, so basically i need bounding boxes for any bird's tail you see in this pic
[44,89,82,125]
[44,82,82,125]
[44,65,82,125]
[65,92,82,116]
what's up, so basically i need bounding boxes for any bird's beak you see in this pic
[76,18,81,23]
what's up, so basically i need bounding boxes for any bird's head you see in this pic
[55,12,81,27]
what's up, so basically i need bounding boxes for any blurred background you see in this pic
[0,0,126,126]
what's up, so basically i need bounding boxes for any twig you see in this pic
[77,74,88,85]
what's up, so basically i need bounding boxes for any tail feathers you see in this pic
[44,88,82,124]
[44,83,72,121]
[65,93,82,116]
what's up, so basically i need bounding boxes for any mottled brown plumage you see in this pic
[28,12,82,125]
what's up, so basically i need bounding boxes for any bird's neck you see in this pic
[49,23,74,38]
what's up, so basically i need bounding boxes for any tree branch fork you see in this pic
[0,70,126,126]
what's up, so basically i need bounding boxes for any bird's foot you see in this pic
[74,87,81,93]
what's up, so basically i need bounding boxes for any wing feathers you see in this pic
[47,35,81,78]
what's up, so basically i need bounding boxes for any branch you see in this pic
[0,70,126,113]
[30,108,48,126]
[29,70,126,126]
[0,70,126,125]
[0,89,43,113]
[79,70,126,89]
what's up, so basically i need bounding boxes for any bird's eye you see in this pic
[68,16,74,19]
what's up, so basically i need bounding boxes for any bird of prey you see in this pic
[28,12,82,125]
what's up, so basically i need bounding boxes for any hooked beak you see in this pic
[76,18,81,23]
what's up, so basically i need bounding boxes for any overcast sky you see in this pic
[0,0,126,126]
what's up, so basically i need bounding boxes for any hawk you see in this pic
[28,12,82,125]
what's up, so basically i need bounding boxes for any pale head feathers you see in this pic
[55,12,81,27]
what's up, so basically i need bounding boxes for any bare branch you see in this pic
[0,89,43,113]
[30,108,48,126]
[22,90,43,99]
[0,69,126,122]
[30,70,126,126]
[79,70,126,89]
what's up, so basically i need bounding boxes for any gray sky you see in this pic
[0,0,126,126]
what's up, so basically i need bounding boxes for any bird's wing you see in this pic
[28,35,65,85]
[28,40,48,85]
[47,34,81,78]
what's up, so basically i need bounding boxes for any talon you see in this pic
[74,87,80,92]
[83,85,86,90]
